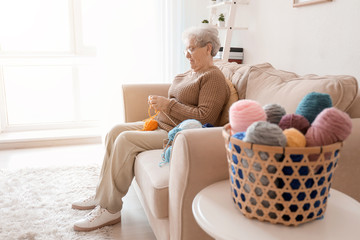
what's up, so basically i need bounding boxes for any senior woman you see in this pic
[72,25,230,231]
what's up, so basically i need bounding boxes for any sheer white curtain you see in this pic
[96,0,183,126]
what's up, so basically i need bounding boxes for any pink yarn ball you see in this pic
[229,99,267,133]
[305,107,352,147]
[279,114,310,135]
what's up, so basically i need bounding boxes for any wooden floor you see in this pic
[0,143,157,240]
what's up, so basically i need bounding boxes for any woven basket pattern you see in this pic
[223,124,342,226]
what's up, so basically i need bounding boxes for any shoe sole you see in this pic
[72,204,96,210]
[73,216,121,232]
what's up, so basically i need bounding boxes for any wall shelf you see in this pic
[207,0,249,61]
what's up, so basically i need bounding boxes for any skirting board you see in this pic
[0,135,102,150]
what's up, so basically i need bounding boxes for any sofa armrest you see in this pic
[332,118,360,202]
[168,127,229,240]
[122,83,171,122]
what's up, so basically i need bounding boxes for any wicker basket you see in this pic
[222,124,342,226]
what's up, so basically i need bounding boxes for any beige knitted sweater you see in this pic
[157,66,230,132]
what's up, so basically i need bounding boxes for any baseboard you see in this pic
[0,128,103,150]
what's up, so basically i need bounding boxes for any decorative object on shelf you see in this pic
[214,47,244,64]
[202,19,209,24]
[218,13,225,27]
[211,0,217,4]
[293,0,332,8]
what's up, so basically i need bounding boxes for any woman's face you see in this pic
[185,38,212,72]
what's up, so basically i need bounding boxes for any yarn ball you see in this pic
[305,107,352,147]
[244,121,287,147]
[283,128,306,147]
[179,119,202,130]
[168,119,202,141]
[229,99,267,133]
[230,131,246,154]
[295,92,333,123]
[263,103,286,125]
[142,119,158,131]
[233,131,246,140]
[279,114,310,135]
[160,119,203,167]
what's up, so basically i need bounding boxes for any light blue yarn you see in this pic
[179,119,202,130]
[159,119,202,167]
[160,146,172,167]
[168,127,182,141]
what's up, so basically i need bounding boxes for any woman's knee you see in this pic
[105,124,129,146]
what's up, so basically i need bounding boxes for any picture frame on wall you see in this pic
[293,0,332,8]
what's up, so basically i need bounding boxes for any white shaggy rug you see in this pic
[0,165,115,240]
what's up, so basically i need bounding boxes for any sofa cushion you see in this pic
[216,61,358,114]
[245,64,358,113]
[218,78,239,126]
[134,149,169,218]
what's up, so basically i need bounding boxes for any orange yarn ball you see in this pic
[142,119,158,131]
[283,128,306,147]
[141,106,160,131]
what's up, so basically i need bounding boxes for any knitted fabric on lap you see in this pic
[229,100,267,133]
[244,121,287,147]
[295,92,333,124]
[279,114,310,135]
[305,107,352,147]
[263,103,286,125]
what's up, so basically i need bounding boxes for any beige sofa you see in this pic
[122,61,360,240]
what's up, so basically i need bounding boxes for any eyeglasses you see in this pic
[183,45,206,56]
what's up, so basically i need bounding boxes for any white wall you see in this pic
[184,0,360,82]
[244,0,360,81]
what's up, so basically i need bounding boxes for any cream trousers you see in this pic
[95,121,168,213]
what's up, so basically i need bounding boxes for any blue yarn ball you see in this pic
[295,92,333,124]
[233,132,246,140]
[230,131,246,153]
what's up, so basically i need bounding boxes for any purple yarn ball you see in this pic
[279,114,310,135]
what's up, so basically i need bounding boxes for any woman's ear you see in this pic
[207,43,213,55]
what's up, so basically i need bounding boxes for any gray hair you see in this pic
[182,25,221,57]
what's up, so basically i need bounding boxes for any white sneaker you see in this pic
[73,206,121,232]
[72,196,97,210]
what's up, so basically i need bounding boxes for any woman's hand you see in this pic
[148,95,170,112]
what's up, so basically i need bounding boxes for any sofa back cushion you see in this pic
[215,61,359,115]
[218,78,239,126]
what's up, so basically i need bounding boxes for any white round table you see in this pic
[192,180,360,240]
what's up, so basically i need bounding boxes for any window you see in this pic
[0,0,181,135]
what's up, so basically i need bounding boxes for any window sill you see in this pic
[0,128,103,150]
